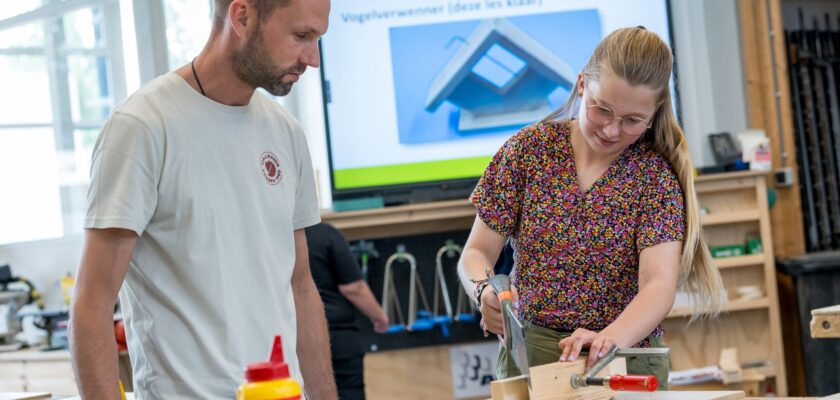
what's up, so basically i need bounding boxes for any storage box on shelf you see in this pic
[664,171,787,395]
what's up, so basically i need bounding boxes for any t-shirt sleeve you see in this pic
[85,112,161,235]
[635,160,686,251]
[327,225,363,285]
[469,128,528,237]
[292,128,321,231]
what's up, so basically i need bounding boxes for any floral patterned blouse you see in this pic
[471,120,685,345]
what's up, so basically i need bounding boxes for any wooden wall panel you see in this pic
[738,0,806,259]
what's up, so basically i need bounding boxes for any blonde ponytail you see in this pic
[651,98,724,319]
[545,27,724,318]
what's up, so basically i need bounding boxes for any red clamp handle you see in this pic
[608,374,658,391]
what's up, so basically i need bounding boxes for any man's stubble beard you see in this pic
[231,25,305,96]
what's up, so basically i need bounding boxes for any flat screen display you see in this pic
[320,0,673,199]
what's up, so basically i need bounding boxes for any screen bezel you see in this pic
[318,0,678,204]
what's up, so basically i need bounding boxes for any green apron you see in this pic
[496,324,670,390]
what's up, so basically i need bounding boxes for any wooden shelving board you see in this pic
[713,254,766,269]
[667,298,770,319]
[666,298,770,318]
[701,210,761,226]
[321,199,476,240]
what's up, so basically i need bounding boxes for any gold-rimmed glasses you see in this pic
[584,98,652,136]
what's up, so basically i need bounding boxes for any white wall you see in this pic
[669,0,749,167]
[2,0,753,307]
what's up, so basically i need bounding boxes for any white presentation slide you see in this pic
[321,0,671,171]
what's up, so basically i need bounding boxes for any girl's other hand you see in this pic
[557,328,618,371]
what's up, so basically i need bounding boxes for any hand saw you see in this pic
[489,274,531,387]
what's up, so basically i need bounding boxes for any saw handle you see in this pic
[489,274,512,305]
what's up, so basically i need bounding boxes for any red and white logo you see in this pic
[260,152,282,185]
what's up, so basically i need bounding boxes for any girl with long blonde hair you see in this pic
[458,27,724,388]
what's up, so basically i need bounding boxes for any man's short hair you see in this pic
[213,0,291,28]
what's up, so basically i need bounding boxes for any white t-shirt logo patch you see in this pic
[260,152,282,185]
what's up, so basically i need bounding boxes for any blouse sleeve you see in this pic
[635,158,686,250]
[469,126,532,237]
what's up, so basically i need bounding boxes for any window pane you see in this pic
[471,44,526,89]
[55,129,100,237]
[164,0,212,68]
[0,55,52,124]
[0,22,45,49]
[0,128,64,245]
[0,0,44,21]
[68,55,112,123]
[486,44,525,75]
[62,6,106,48]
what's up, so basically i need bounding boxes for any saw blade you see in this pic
[505,304,530,386]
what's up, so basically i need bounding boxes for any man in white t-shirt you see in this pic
[69,0,337,398]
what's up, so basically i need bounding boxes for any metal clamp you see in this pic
[570,346,670,388]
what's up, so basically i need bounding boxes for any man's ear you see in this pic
[228,0,253,39]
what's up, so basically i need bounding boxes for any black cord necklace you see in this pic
[191,57,206,96]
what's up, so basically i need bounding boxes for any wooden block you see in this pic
[718,347,742,384]
[528,358,617,400]
[491,375,529,400]
[810,304,840,338]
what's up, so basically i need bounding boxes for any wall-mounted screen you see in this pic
[320,0,673,203]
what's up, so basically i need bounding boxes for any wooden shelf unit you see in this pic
[665,171,787,395]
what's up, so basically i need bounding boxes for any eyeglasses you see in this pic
[585,98,652,136]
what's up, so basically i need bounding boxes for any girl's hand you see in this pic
[479,284,520,336]
[479,285,503,335]
[558,328,619,370]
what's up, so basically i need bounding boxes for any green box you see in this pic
[710,244,746,258]
[746,237,763,255]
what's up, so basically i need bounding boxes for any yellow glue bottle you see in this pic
[237,335,301,400]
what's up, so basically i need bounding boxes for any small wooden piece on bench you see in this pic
[811,304,840,338]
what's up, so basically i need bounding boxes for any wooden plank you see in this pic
[491,375,529,400]
[754,177,788,396]
[0,394,51,400]
[528,359,611,400]
[694,171,769,183]
[617,391,745,400]
[321,199,476,240]
[667,298,769,319]
[701,210,761,226]
[810,304,840,338]
[715,254,765,269]
[811,304,840,315]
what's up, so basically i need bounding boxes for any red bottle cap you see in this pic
[245,336,290,383]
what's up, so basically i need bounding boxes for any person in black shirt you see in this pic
[305,222,388,400]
